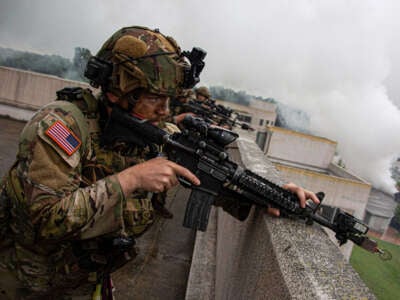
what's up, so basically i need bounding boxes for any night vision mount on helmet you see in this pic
[84,26,206,98]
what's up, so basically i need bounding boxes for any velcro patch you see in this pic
[45,121,81,156]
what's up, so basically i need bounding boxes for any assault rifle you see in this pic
[183,100,254,131]
[102,106,389,259]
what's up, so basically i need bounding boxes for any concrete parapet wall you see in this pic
[186,132,376,299]
[0,67,94,120]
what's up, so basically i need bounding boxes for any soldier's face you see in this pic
[196,94,207,102]
[132,92,170,124]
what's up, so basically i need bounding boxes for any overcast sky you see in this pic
[2,0,400,193]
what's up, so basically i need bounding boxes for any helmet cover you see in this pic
[97,26,188,97]
[195,86,211,99]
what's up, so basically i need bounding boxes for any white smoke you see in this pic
[1,0,400,192]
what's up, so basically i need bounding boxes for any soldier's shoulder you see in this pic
[22,101,88,142]
[19,100,91,165]
[29,100,88,128]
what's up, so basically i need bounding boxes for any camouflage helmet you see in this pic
[180,89,195,99]
[195,86,211,99]
[95,26,188,97]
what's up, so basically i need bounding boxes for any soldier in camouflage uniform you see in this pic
[0,26,319,300]
[128,88,181,219]
[0,26,201,299]
[194,86,211,102]
[167,89,195,125]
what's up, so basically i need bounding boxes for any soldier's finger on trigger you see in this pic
[172,163,200,186]
[308,191,320,204]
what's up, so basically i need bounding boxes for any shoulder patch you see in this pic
[45,120,82,156]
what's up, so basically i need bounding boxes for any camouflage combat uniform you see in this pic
[169,98,185,121]
[166,89,195,125]
[0,88,155,299]
[0,25,251,299]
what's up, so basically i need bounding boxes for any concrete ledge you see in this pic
[0,67,95,121]
[0,102,37,121]
[186,131,376,299]
[185,208,217,300]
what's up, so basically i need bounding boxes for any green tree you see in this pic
[1,48,71,78]
[395,204,400,223]
[0,46,95,82]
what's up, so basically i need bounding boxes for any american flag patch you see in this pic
[45,121,81,156]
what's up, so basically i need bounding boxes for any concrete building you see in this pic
[261,126,337,173]
[215,98,277,131]
[365,188,397,234]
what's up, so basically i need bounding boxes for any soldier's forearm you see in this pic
[34,175,125,241]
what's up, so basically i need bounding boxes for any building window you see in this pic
[259,119,264,126]
[256,131,267,151]
[237,114,252,123]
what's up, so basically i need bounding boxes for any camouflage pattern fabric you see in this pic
[0,92,155,298]
[165,97,188,124]
[171,103,185,119]
[162,121,180,135]
[195,86,210,99]
[96,26,188,98]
